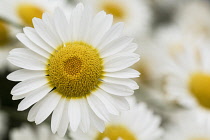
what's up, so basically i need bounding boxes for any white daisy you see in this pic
[10,124,68,140]
[71,102,163,140]
[80,0,151,37]
[0,0,63,27]
[164,110,210,140]
[164,39,210,113]
[175,0,210,39]
[7,3,140,137]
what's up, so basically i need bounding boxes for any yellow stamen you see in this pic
[0,21,9,46]
[189,72,210,109]
[101,2,126,21]
[16,4,44,26]
[46,42,104,99]
[95,125,137,140]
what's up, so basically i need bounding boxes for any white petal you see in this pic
[18,84,51,111]
[79,98,90,133]
[9,48,47,63]
[11,77,48,95]
[98,22,124,50]
[100,37,133,58]
[104,53,140,72]
[79,7,93,41]
[16,33,50,58]
[87,94,110,122]
[94,89,119,115]
[51,98,66,134]
[71,3,84,41]
[86,11,106,43]
[109,95,129,111]
[88,105,105,132]
[35,92,61,124]
[90,14,113,47]
[42,12,64,45]
[120,43,138,53]
[32,18,62,48]
[104,68,140,78]
[99,83,134,96]
[8,54,46,70]
[27,100,43,122]
[54,8,69,43]
[68,99,81,131]
[103,77,139,90]
[23,27,54,54]
[57,102,69,137]
[7,69,45,81]
[12,93,28,100]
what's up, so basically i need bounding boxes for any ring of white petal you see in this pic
[46,42,104,99]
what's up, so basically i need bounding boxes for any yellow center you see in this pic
[46,42,104,99]
[101,2,126,21]
[190,137,210,140]
[95,125,137,140]
[189,72,210,109]
[16,4,44,26]
[0,21,9,46]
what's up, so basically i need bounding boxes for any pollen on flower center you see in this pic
[16,4,44,26]
[46,42,104,99]
[64,57,82,75]
[101,2,126,21]
[0,21,9,46]
[189,72,210,109]
[95,125,137,140]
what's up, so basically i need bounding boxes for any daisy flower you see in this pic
[81,0,151,36]
[164,110,210,140]
[10,124,67,140]
[164,40,210,113]
[7,3,140,137]
[175,0,210,39]
[71,102,163,140]
[0,0,62,27]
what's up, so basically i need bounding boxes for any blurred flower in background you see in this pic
[80,0,152,37]
[71,101,163,140]
[0,21,19,73]
[164,110,210,140]
[1,0,210,140]
[10,124,68,140]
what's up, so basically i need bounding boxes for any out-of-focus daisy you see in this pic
[175,0,210,39]
[0,111,8,140]
[82,0,151,36]
[7,3,140,136]
[71,102,163,140]
[0,0,61,27]
[164,41,210,113]
[0,20,19,73]
[10,124,67,140]
[164,110,210,140]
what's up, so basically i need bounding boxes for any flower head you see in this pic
[7,3,140,136]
